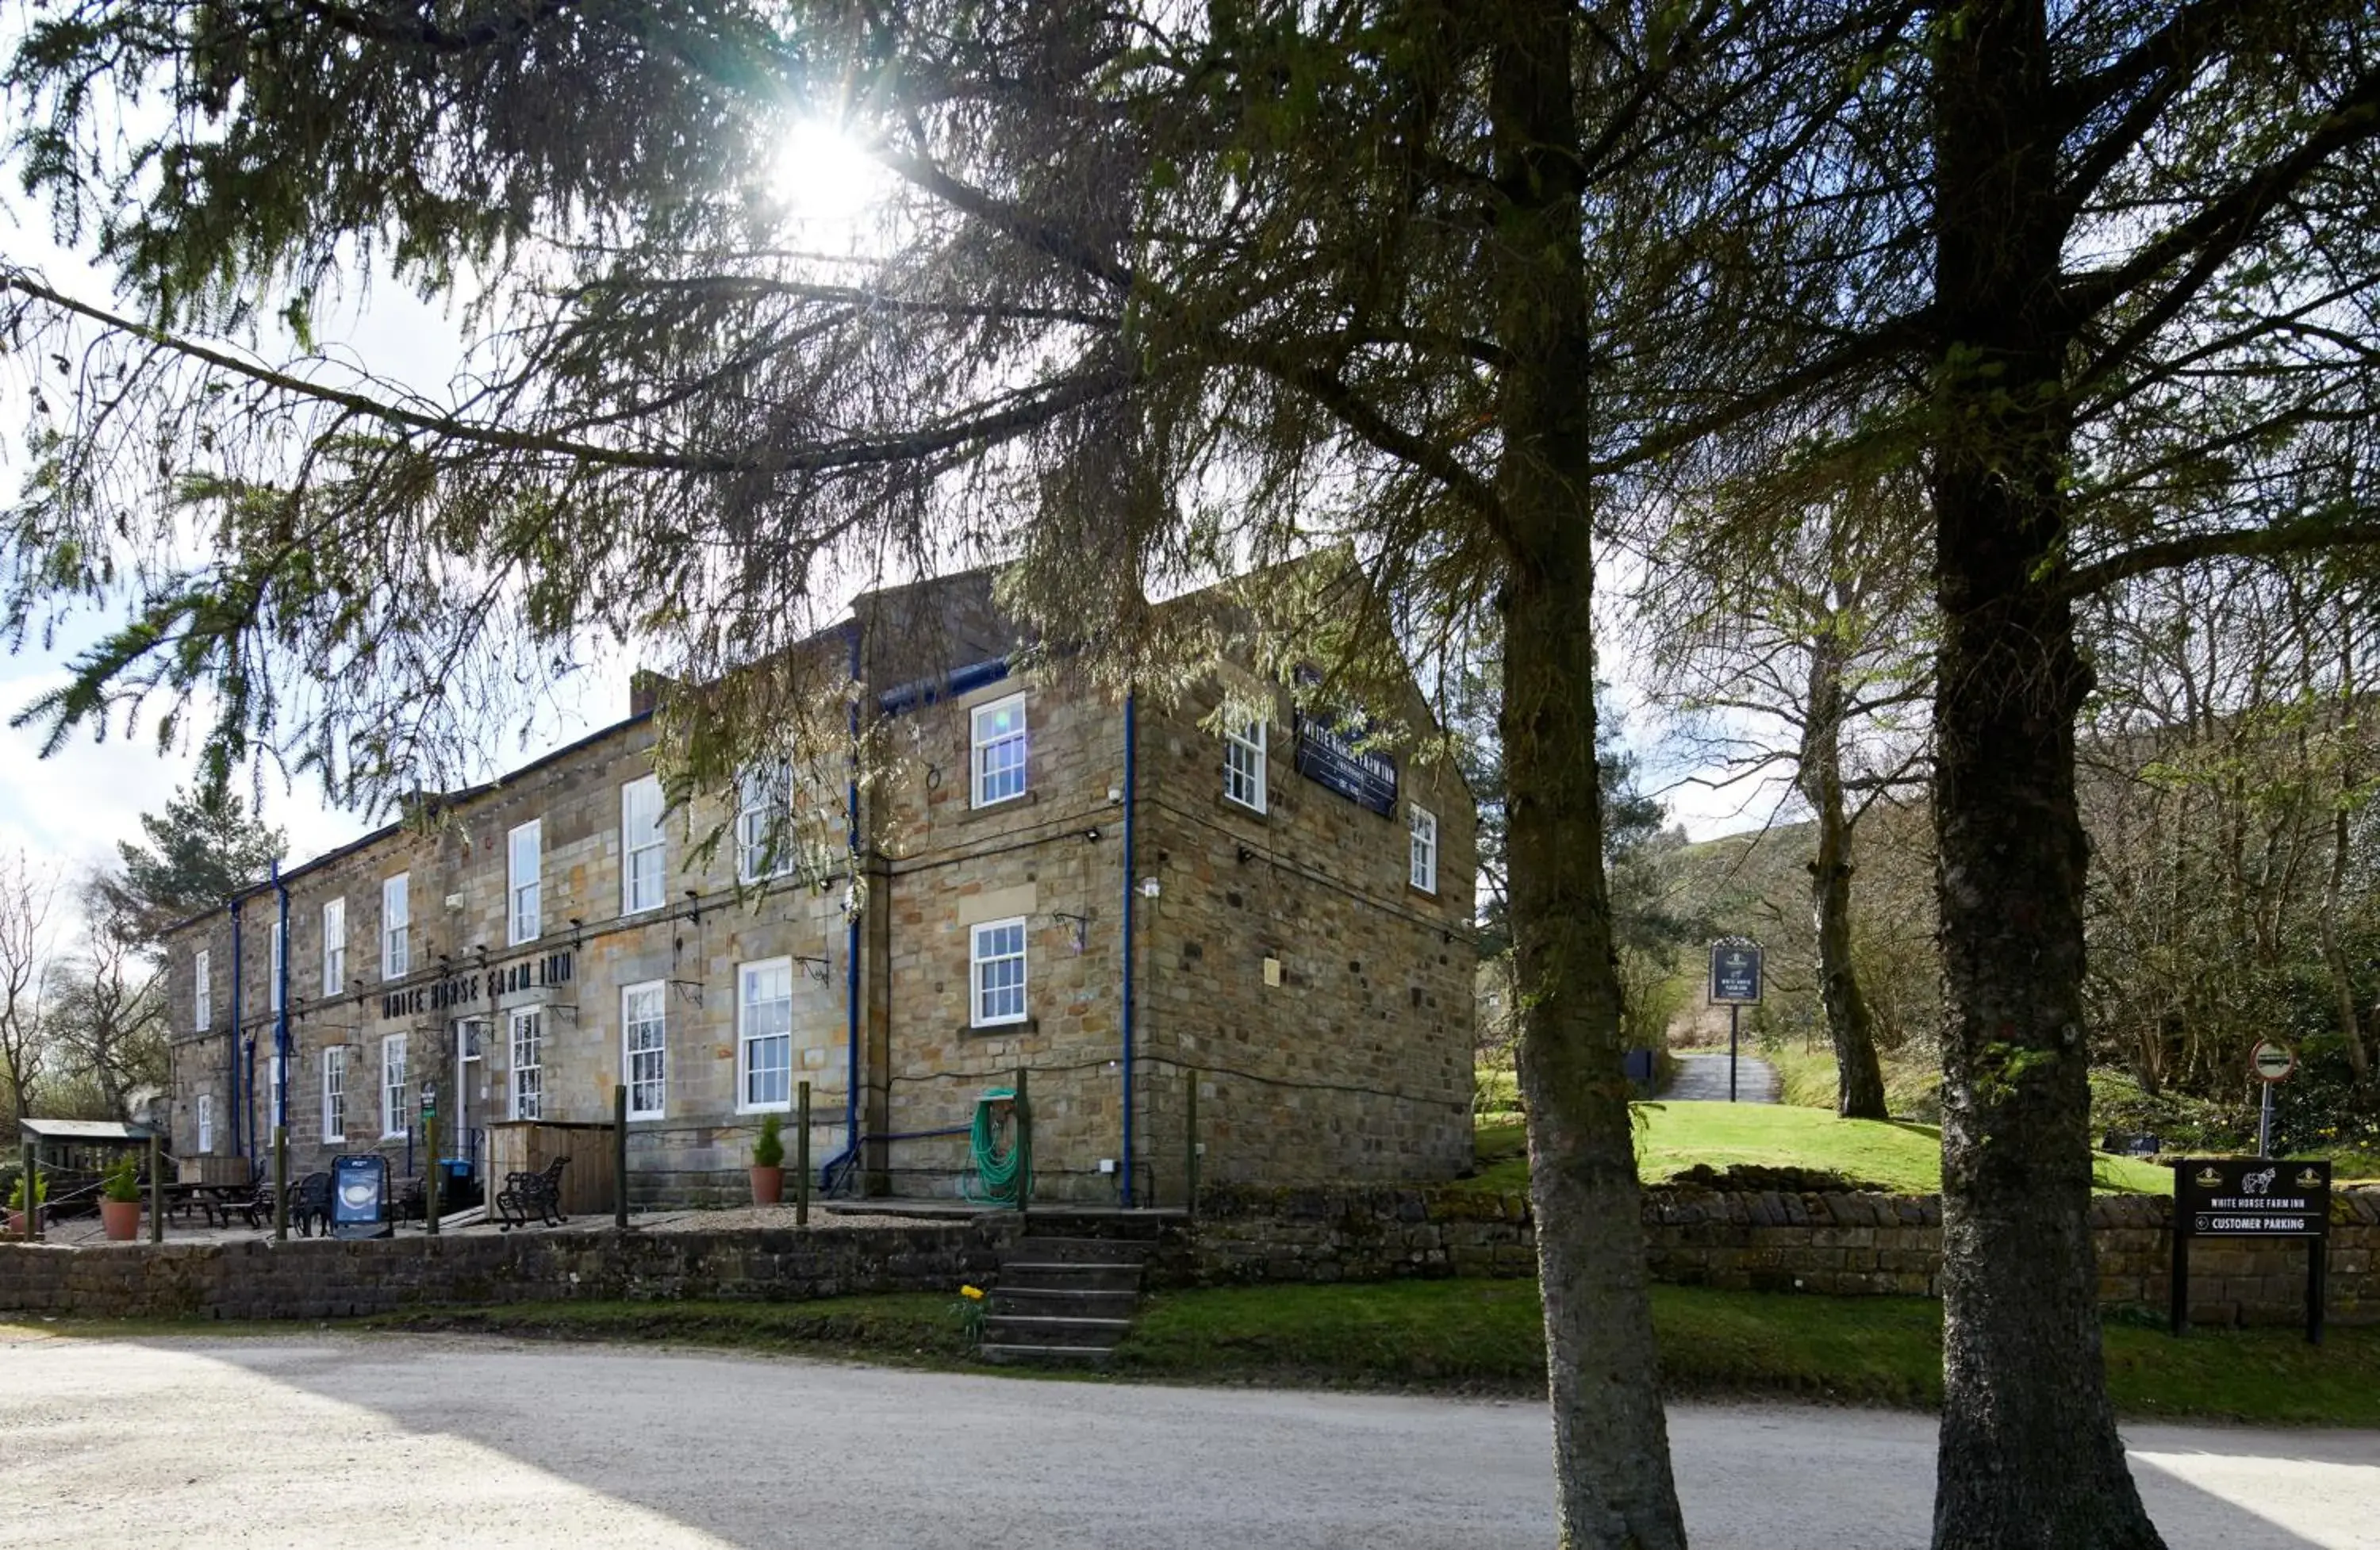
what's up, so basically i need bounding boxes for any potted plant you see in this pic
[99,1156,144,1241]
[6,1166,44,1238]
[750,1112,785,1206]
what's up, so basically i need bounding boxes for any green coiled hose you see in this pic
[966,1088,1031,1205]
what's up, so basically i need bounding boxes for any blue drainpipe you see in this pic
[274,863,292,1145]
[228,898,245,1166]
[1121,691,1137,1207]
[844,623,862,1163]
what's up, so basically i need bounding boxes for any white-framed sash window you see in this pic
[194,949,212,1031]
[382,873,411,980]
[381,1034,409,1138]
[738,957,793,1111]
[322,1045,347,1144]
[321,897,347,995]
[971,693,1027,807]
[624,980,667,1120]
[196,1094,213,1154]
[622,776,666,914]
[736,763,794,883]
[509,1007,543,1120]
[1409,804,1438,895]
[1224,716,1268,812]
[508,820,543,946]
[970,918,1028,1028]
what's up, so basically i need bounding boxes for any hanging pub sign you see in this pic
[1290,667,1399,817]
[2169,1157,2332,1345]
[1709,939,1764,1005]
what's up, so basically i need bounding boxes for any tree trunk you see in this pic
[1493,3,1685,1546]
[1799,630,1890,1119]
[1928,5,2163,1546]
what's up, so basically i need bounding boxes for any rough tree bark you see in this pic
[1493,2,1687,1546]
[1799,628,1890,1119]
[1928,4,2163,1545]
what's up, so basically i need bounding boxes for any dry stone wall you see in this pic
[0,1222,1010,1322]
[1180,1184,2380,1327]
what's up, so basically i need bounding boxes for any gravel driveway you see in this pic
[1,1330,2371,1548]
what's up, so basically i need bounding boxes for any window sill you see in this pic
[963,1016,1039,1039]
[1219,792,1270,821]
[735,1102,795,1117]
[1407,882,1439,902]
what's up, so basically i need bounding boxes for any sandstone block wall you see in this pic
[1178,1184,2380,1327]
[0,1222,1010,1322]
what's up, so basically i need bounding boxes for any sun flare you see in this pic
[771,119,888,224]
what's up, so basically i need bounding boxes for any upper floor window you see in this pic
[382,873,410,980]
[194,948,212,1031]
[1225,717,1268,813]
[508,819,542,945]
[972,693,1027,807]
[1409,804,1438,895]
[622,776,666,914]
[736,763,794,883]
[268,918,285,1012]
[971,918,1029,1028]
[321,897,347,995]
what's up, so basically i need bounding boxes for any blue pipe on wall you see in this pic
[274,865,292,1145]
[1121,691,1137,1208]
[228,898,245,1166]
[845,623,862,1163]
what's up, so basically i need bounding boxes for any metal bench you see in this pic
[495,1156,570,1230]
[289,1172,332,1237]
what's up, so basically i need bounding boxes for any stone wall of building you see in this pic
[160,575,1478,1209]
[1130,677,1478,1204]
[0,1222,1009,1322]
[1178,1183,2380,1327]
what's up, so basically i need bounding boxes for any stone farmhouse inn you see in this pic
[162,569,1477,1208]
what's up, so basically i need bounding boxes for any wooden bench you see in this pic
[495,1156,570,1230]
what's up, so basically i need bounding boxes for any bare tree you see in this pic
[0,854,59,1126]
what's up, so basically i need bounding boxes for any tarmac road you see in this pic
[1,1330,2373,1548]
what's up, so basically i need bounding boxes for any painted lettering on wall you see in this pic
[380,950,574,1020]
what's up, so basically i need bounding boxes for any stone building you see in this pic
[161,570,1477,1206]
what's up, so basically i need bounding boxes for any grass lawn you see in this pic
[1468,1103,2171,1196]
[29,1280,2367,1426]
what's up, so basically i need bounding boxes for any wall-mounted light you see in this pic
[1236,846,1255,865]
[1083,827,1102,843]
[793,955,831,986]
[1050,911,1091,953]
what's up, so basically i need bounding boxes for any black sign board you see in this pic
[2175,1157,2330,1238]
[329,1153,392,1240]
[380,948,574,1021]
[1289,669,1398,817]
[1709,941,1764,1005]
[2169,1157,2332,1345]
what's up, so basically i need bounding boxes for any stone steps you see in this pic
[979,1233,1151,1366]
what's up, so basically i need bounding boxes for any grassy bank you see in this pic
[1468,1103,2171,1196]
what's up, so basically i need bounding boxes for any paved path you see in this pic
[1662,1050,1781,1102]
[3,1331,2374,1548]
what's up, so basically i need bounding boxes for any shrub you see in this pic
[102,1155,142,1203]
[751,1112,785,1168]
[6,1166,44,1212]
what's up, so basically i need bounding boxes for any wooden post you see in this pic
[613,1084,629,1231]
[2168,1165,2190,1337]
[796,1081,812,1228]
[17,1140,36,1242]
[424,1108,440,1237]
[148,1133,163,1245]
[273,1125,288,1241]
[1185,1067,1200,1216]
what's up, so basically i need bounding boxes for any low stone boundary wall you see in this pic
[1182,1183,2380,1327]
[0,1222,1012,1322]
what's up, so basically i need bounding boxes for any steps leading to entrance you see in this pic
[980,1234,1153,1366]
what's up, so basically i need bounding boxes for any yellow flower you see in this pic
[960,1284,986,1300]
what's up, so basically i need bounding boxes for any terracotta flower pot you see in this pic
[101,1199,142,1241]
[6,1208,40,1239]
[749,1165,785,1207]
